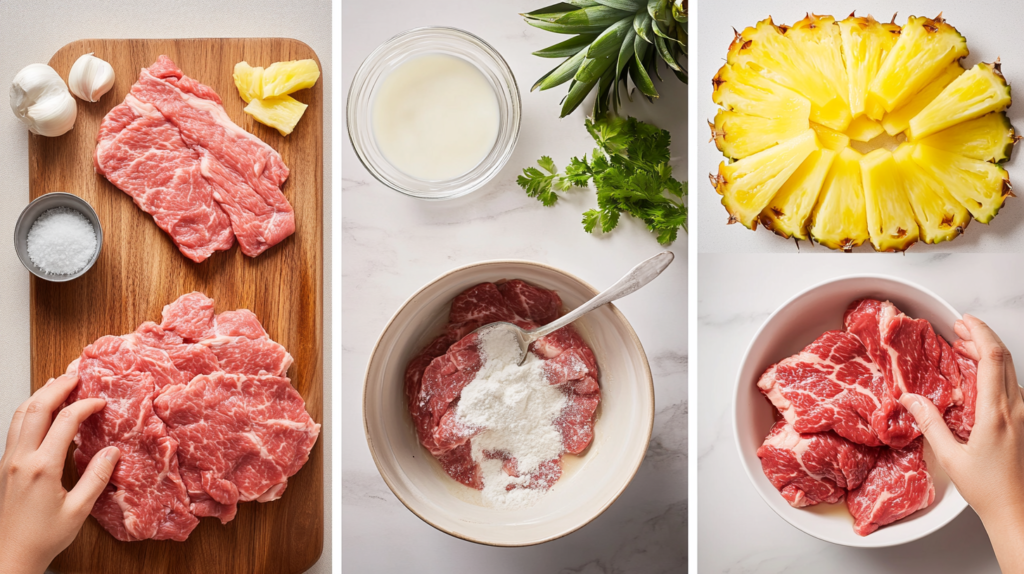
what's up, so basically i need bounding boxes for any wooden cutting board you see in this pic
[28,39,323,574]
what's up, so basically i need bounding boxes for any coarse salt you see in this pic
[455,328,568,509]
[26,207,97,275]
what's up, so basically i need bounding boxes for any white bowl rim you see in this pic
[362,258,655,546]
[731,273,968,548]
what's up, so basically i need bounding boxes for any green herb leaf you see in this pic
[518,116,686,244]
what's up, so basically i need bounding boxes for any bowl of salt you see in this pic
[14,192,103,282]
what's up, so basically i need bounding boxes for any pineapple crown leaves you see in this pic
[517,116,687,245]
[524,0,688,117]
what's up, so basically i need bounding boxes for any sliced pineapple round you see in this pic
[710,13,1017,251]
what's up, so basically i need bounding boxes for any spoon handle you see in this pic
[526,251,675,341]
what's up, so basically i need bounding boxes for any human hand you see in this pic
[900,314,1024,574]
[0,374,120,574]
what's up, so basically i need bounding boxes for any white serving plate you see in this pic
[733,274,968,548]
[363,260,655,546]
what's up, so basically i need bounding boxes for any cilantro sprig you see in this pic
[516,116,687,245]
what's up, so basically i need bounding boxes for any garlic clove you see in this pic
[10,63,78,137]
[68,53,115,103]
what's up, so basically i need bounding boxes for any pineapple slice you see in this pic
[233,61,265,103]
[785,15,851,122]
[262,59,321,98]
[918,112,1018,163]
[711,109,809,160]
[881,63,964,136]
[712,63,812,121]
[893,143,970,243]
[907,62,1012,140]
[810,147,870,251]
[910,144,1012,223]
[728,18,851,130]
[860,149,920,251]
[713,129,818,229]
[846,116,885,142]
[838,15,901,120]
[760,147,837,240]
[811,122,851,151]
[868,15,968,114]
[244,95,309,136]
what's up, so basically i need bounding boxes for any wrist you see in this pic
[0,550,47,574]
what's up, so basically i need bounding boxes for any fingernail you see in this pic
[103,447,121,461]
[901,394,922,415]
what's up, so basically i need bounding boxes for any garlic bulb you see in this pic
[68,53,115,102]
[10,64,77,137]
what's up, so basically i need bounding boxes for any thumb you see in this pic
[900,393,960,466]
[67,446,120,517]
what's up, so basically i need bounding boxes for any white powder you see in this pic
[26,207,97,275]
[456,327,567,509]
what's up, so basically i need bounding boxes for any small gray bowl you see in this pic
[14,192,103,282]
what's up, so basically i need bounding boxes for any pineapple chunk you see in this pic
[907,62,1012,140]
[233,61,265,103]
[760,147,837,240]
[881,63,964,136]
[712,63,812,122]
[868,15,968,113]
[838,15,900,120]
[893,143,970,243]
[846,116,885,143]
[919,112,1018,163]
[711,109,809,160]
[810,122,851,151]
[262,59,321,98]
[714,129,818,229]
[860,149,920,252]
[910,144,1012,223]
[785,15,851,120]
[810,147,870,251]
[244,95,309,136]
[728,18,851,130]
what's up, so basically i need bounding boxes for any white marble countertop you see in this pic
[342,1,687,571]
[697,0,1024,253]
[0,1,332,572]
[697,253,1019,573]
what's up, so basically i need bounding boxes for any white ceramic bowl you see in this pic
[363,260,654,546]
[733,275,968,548]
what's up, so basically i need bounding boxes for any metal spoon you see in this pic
[473,251,675,365]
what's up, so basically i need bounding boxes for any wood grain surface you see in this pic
[28,38,323,574]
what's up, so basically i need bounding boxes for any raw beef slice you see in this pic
[95,55,294,262]
[757,330,887,447]
[405,280,600,490]
[154,372,319,523]
[845,299,977,446]
[67,337,198,541]
[847,438,934,536]
[757,422,878,507]
[66,292,318,541]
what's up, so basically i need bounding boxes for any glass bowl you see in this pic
[347,27,521,200]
